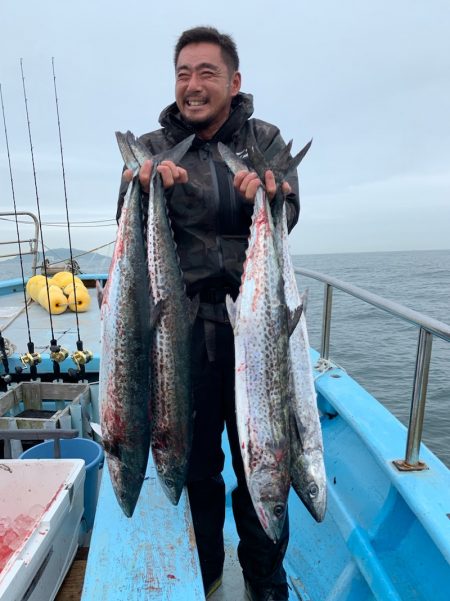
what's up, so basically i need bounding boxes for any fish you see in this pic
[125,132,199,505]
[248,137,327,522]
[99,139,152,517]
[218,142,299,542]
[274,200,327,522]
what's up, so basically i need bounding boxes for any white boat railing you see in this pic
[295,267,450,471]
[0,211,40,276]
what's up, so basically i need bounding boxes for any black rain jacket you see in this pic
[116,93,300,299]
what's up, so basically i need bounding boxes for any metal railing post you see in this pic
[294,266,450,472]
[320,283,333,360]
[404,327,433,466]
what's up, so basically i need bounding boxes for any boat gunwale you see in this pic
[313,350,450,566]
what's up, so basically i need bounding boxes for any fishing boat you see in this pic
[1,209,449,601]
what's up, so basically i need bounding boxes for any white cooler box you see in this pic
[0,459,85,601]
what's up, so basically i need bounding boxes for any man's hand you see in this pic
[233,170,291,203]
[122,160,188,192]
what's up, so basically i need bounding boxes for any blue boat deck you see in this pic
[0,279,102,374]
[82,433,303,601]
[81,356,450,601]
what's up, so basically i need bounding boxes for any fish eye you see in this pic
[165,478,175,488]
[308,483,319,498]
[273,504,285,518]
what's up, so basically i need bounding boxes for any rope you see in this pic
[314,357,347,382]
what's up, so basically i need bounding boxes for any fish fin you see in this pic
[115,131,140,171]
[226,294,237,328]
[288,139,312,172]
[187,294,200,325]
[125,131,153,166]
[247,137,312,187]
[154,134,195,165]
[299,288,309,316]
[123,131,194,170]
[217,142,249,175]
[246,140,268,181]
[287,303,303,336]
[150,299,164,329]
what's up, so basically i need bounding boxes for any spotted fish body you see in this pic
[125,133,198,505]
[274,199,327,523]
[220,154,292,541]
[147,171,198,504]
[99,168,151,517]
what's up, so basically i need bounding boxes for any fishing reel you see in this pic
[71,349,93,371]
[50,344,69,363]
[19,351,42,370]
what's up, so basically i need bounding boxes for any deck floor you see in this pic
[0,287,102,357]
[55,534,248,601]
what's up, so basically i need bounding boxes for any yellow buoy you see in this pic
[63,281,87,296]
[50,271,81,289]
[37,284,68,315]
[68,287,91,312]
[26,275,49,302]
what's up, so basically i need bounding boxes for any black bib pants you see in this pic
[186,304,289,591]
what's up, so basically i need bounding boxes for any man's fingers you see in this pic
[122,169,133,183]
[234,171,261,202]
[264,170,292,201]
[265,170,277,201]
[139,160,153,193]
[157,160,188,189]
[234,169,250,189]
[245,178,261,202]
[281,181,292,195]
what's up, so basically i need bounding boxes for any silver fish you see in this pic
[274,199,327,523]
[99,142,151,517]
[125,132,199,505]
[219,143,295,542]
[247,135,327,522]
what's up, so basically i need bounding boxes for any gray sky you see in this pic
[1,0,449,256]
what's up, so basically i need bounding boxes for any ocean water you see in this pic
[292,249,450,468]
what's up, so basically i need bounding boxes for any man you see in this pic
[117,26,300,601]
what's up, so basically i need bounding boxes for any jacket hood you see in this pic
[158,92,254,145]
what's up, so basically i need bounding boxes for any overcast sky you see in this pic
[1,0,449,257]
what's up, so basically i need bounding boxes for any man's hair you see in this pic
[174,26,239,74]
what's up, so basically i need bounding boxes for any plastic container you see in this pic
[0,459,84,601]
[20,438,104,531]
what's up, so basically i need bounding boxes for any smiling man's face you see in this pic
[175,42,241,140]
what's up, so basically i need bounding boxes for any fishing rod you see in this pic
[0,82,40,381]
[20,59,63,378]
[51,58,92,379]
